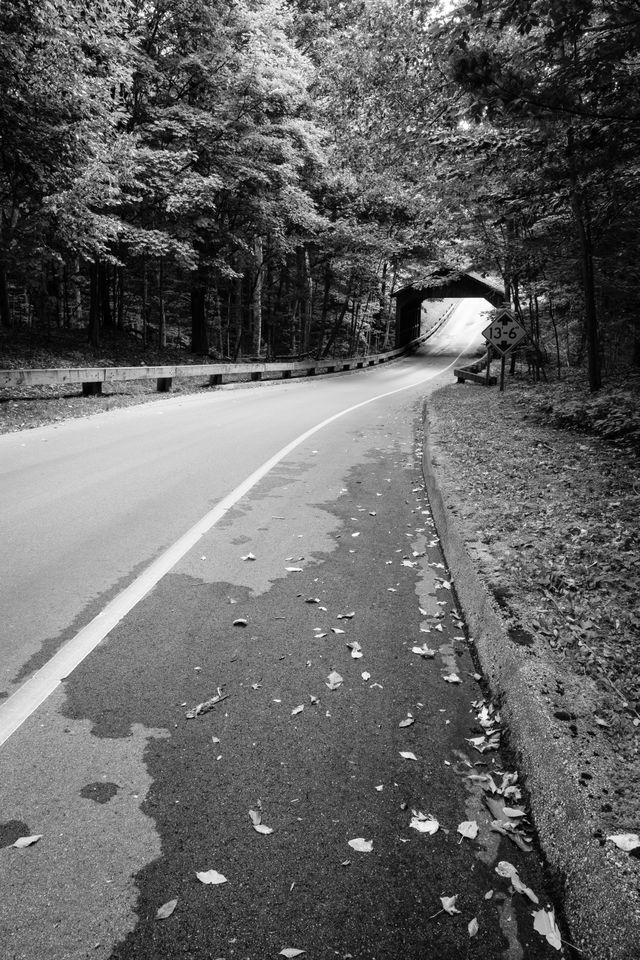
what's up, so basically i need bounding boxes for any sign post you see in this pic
[481,309,528,392]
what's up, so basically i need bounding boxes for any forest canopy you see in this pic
[1,0,638,388]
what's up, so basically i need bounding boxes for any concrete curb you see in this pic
[421,398,640,960]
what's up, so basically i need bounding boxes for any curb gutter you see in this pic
[421,399,640,960]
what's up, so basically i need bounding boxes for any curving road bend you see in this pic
[0,299,560,960]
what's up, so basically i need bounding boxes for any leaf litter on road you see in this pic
[412,644,436,658]
[155,899,178,920]
[348,838,373,852]
[279,948,305,957]
[196,870,228,885]
[326,670,343,690]
[495,861,539,903]
[607,833,640,851]
[12,835,42,848]
[410,812,439,835]
[429,895,461,919]
[532,908,562,950]
[457,820,479,841]
[185,689,229,719]
[249,809,273,835]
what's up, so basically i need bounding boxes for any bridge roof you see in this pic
[393,269,506,307]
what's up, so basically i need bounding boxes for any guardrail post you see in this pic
[157,377,173,392]
[251,371,262,382]
[307,367,317,376]
[209,374,223,386]
[82,382,102,396]
[282,370,292,379]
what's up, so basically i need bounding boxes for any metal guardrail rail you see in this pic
[0,305,457,397]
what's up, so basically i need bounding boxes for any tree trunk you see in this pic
[158,257,166,350]
[315,264,332,358]
[142,260,148,347]
[191,271,209,355]
[116,267,124,330]
[0,262,12,327]
[251,237,263,356]
[567,126,601,391]
[321,279,353,358]
[571,191,601,391]
[88,262,100,348]
[99,262,113,329]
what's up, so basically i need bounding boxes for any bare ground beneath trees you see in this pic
[424,373,640,959]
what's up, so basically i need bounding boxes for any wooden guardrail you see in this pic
[0,306,457,396]
[453,354,497,386]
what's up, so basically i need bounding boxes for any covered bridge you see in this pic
[393,269,506,348]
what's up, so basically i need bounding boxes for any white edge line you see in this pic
[0,345,475,746]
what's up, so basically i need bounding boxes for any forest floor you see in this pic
[427,370,640,863]
[2,327,639,863]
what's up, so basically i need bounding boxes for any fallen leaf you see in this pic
[502,806,526,818]
[233,618,248,627]
[457,820,479,840]
[347,642,363,659]
[291,704,304,716]
[468,917,479,937]
[286,566,304,572]
[399,716,415,728]
[253,824,274,835]
[196,870,228,885]
[156,899,178,920]
[440,895,460,915]
[484,889,494,900]
[495,861,538,903]
[337,612,355,620]
[410,812,439,835]
[249,809,262,826]
[399,751,418,761]
[12,835,42,848]
[412,644,436,658]
[326,671,344,690]
[348,838,373,852]
[361,671,371,680]
[532,908,562,950]
[511,874,539,904]
[607,833,640,851]
[443,673,462,684]
[186,690,228,719]
[331,627,345,634]
[241,553,256,561]
[279,949,305,958]
[305,597,320,604]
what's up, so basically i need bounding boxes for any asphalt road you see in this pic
[0,301,562,960]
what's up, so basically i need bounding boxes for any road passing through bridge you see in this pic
[0,300,561,960]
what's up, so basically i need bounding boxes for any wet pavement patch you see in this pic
[80,781,120,804]
[0,820,31,847]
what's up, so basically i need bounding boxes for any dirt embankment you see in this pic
[424,374,640,959]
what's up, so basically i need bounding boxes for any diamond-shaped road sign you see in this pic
[482,309,528,356]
